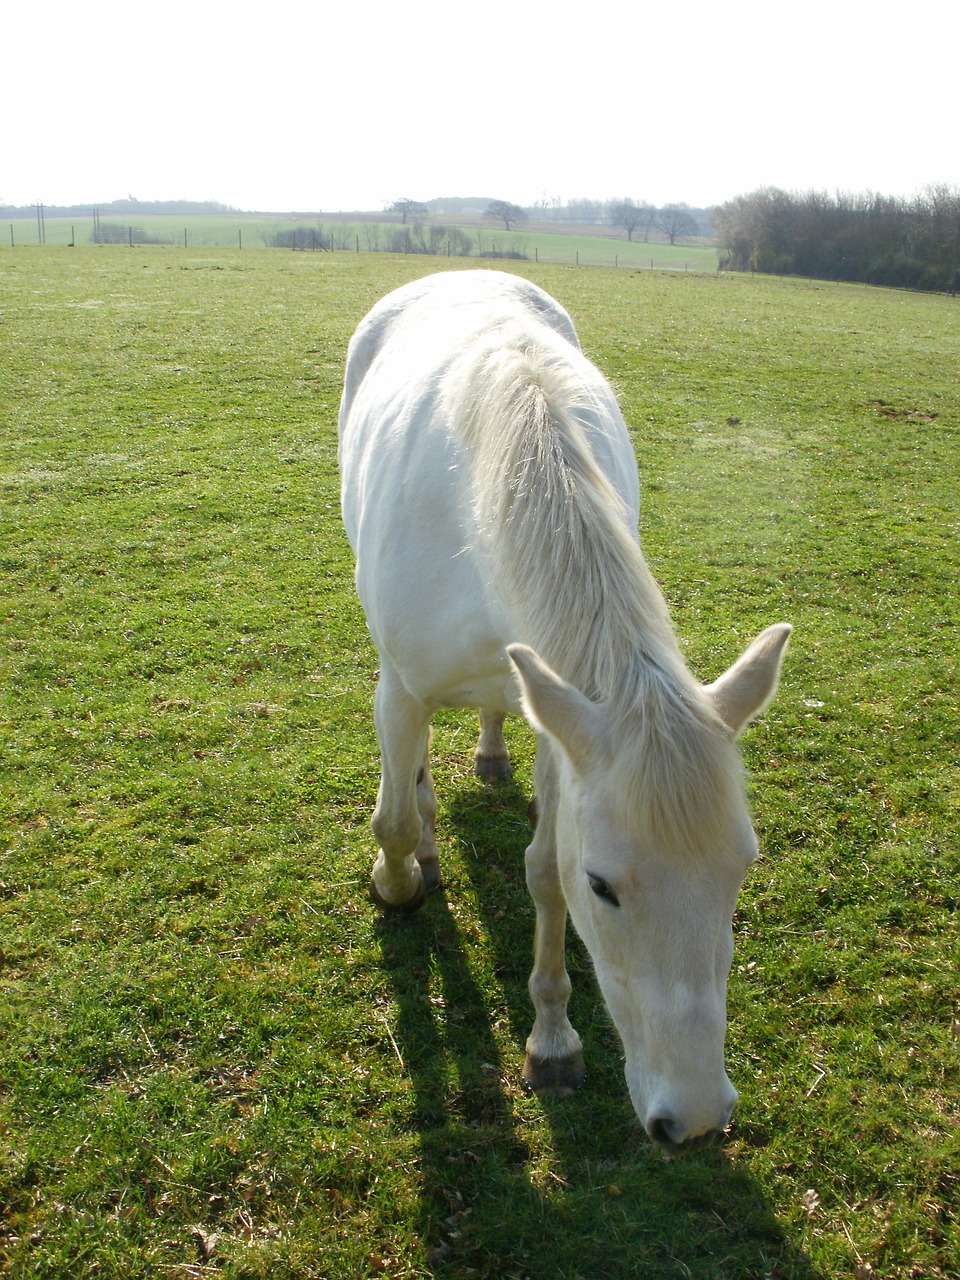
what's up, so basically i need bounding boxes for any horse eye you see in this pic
[587,873,620,908]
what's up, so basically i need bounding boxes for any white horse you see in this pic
[338,270,791,1150]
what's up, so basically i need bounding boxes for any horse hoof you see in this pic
[474,754,513,783]
[369,868,427,914]
[522,1049,586,1098]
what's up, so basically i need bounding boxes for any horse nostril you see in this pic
[647,1116,680,1148]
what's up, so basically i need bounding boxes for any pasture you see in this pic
[3,215,718,272]
[1,247,958,1278]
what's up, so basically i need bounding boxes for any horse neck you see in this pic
[460,333,691,707]
[510,504,688,709]
[460,337,748,854]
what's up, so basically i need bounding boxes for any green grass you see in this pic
[1,248,959,1279]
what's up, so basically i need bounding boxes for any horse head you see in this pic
[509,624,790,1149]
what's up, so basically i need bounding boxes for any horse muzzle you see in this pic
[645,1114,727,1153]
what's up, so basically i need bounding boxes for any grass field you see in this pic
[2,214,718,272]
[1,248,958,1279]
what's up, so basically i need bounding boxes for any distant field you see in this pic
[1,248,958,1278]
[3,212,718,271]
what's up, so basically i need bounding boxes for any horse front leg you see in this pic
[474,709,512,781]
[521,740,585,1096]
[369,667,438,911]
[414,739,440,893]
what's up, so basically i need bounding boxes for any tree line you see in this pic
[520,196,710,240]
[715,186,960,292]
[263,221,474,256]
[388,196,708,243]
[2,198,238,218]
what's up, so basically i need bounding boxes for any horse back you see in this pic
[339,271,579,429]
[337,271,631,710]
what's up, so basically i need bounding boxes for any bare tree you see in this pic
[485,200,528,230]
[565,197,605,225]
[655,204,699,245]
[386,223,473,257]
[609,199,655,242]
[387,199,428,224]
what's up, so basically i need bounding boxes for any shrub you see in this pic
[262,226,329,250]
[90,224,168,245]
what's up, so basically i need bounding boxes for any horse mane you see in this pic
[450,319,746,856]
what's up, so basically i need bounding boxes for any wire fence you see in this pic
[5,215,720,274]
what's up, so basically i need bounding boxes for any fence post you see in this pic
[239,229,242,250]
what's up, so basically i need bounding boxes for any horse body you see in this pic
[339,270,791,1149]
[339,270,637,715]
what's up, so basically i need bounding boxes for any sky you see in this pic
[4,0,957,214]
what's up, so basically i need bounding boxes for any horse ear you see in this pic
[705,623,792,738]
[507,644,608,772]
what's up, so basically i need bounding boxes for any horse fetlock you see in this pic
[369,852,426,912]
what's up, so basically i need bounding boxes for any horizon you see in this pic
[2,194,720,217]
[5,183,956,222]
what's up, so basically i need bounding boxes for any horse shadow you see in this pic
[373,768,824,1279]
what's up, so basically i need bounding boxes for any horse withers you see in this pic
[337,270,791,1151]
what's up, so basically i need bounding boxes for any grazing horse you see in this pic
[338,270,791,1150]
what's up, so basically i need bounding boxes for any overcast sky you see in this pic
[5,0,956,213]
